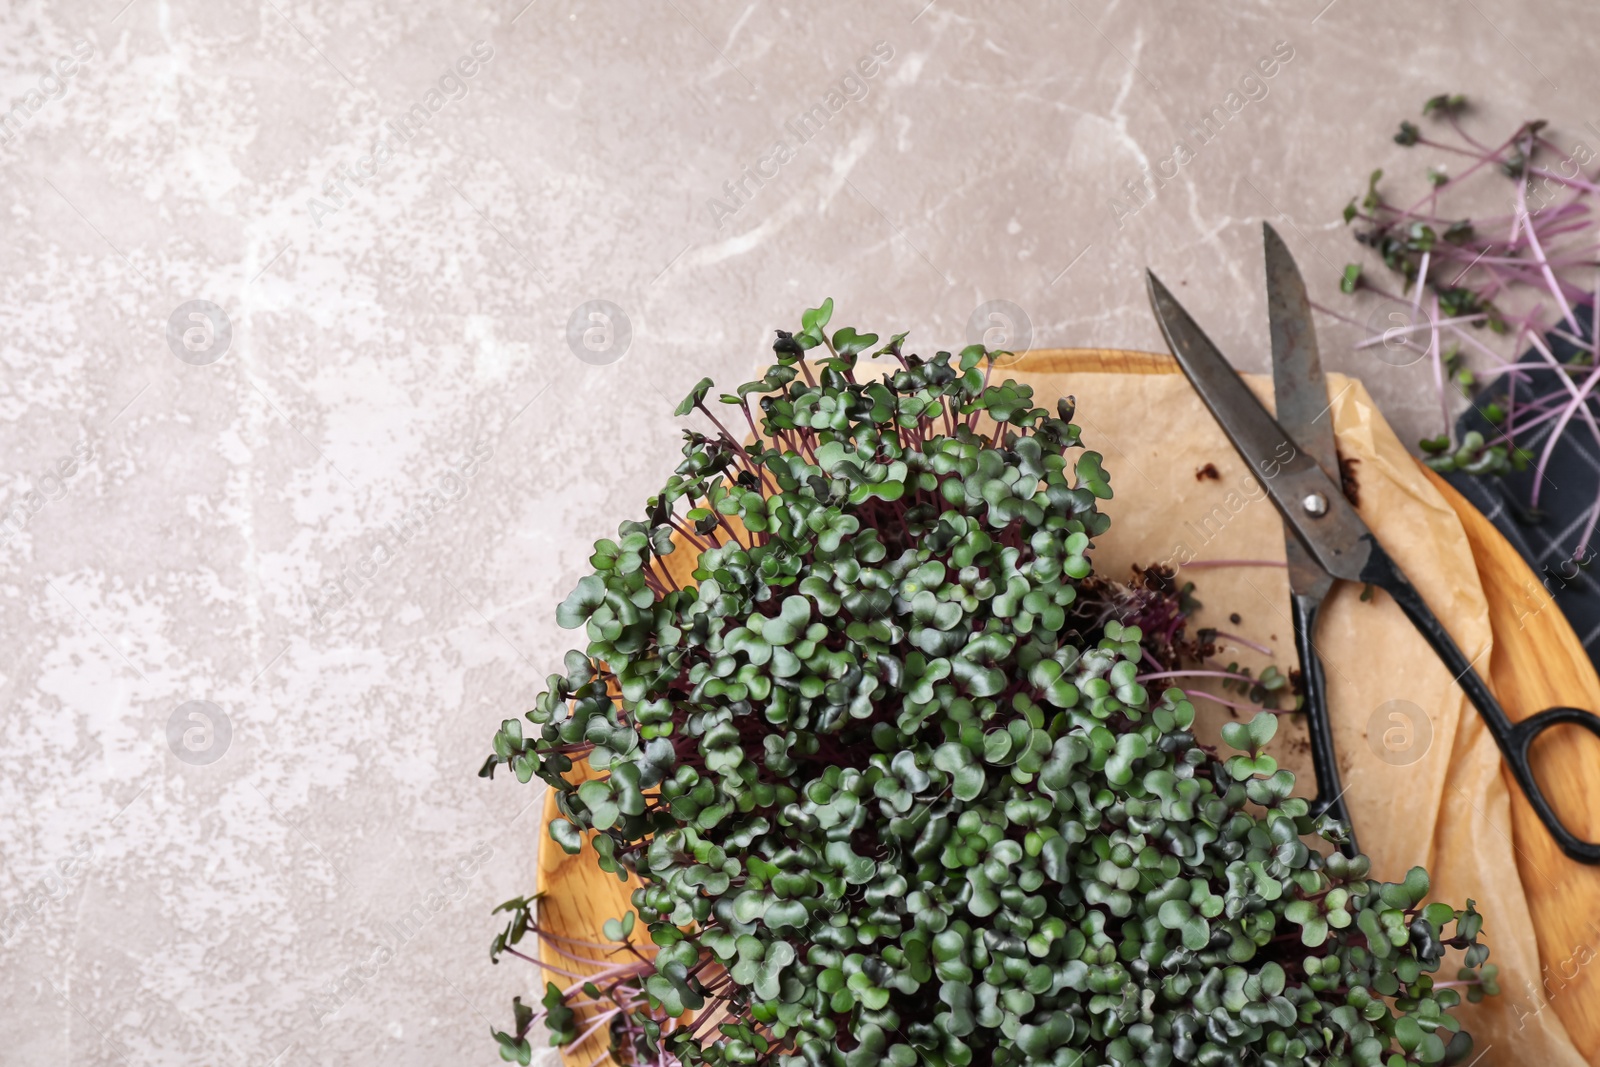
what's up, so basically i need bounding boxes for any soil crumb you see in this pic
[1339,451,1361,507]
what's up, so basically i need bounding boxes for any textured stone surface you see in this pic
[0,1,1591,1063]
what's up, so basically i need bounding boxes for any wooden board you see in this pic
[1422,466,1600,1061]
[535,348,1600,1064]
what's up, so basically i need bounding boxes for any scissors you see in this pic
[1146,223,1600,865]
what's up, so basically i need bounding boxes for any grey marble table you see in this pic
[0,0,1590,1063]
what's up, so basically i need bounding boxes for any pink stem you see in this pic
[569,1007,624,1050]
[1529,361,1600,507]
[542,939,628,967]
[1523,331,1600,508]
[1139,669,1259,683]
[1353,313,1485,349]
[1174,687,1260,713]
[1429,291,1450,436]
[1411,249,1430,321]
[1401,126,1523,214]
[1528,166,1600,197]
[1207,630,1275,657]
[536,958,655,992]
[1518,182,1581,333]
[1179,559,1287,569]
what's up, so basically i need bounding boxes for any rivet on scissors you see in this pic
[1302,492,1328,517]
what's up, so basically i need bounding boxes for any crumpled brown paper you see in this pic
[991,353,1583,1067]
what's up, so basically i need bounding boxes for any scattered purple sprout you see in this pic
[1337,96,1600,559]
[488,902,686,1067]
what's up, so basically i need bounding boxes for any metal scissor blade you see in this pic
[1264,223,1340,601]
[1265,223,1341,484]
[1145,269,1375,584]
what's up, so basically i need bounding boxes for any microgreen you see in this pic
[483,304,1492,1067]
[1341,94,1600,557]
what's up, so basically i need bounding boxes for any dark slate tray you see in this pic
[1443,304,1600,663]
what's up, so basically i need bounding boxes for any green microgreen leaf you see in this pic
[481,301,1492,1067]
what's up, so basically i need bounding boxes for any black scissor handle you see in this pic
[1291,592,1359,857]
[1361,541,1600,865]
[1503,707,1600,864]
